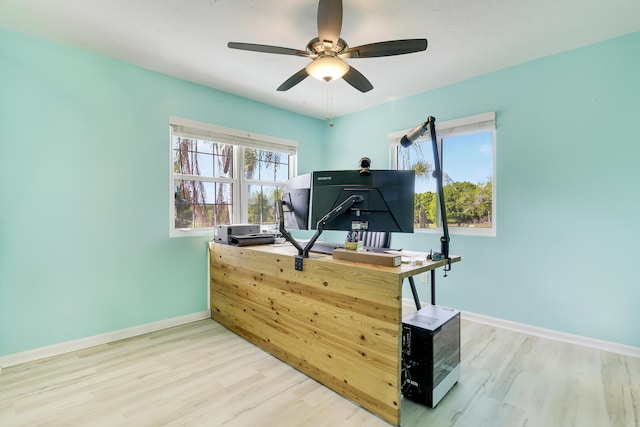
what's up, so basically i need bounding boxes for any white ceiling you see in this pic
[2,0,639,119]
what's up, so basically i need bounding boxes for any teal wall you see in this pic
[324,32,640,347]
[0,30,325,357]
[1,28,639,357]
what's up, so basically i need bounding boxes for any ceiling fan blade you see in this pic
[340,39,428,58]
[228,42,310,57]
[277,68,310,91]
[342,66,373,93]
[317,0,343,46]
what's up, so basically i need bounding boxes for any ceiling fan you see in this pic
[227,0,427,93]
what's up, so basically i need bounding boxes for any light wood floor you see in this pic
[1,306,639,427]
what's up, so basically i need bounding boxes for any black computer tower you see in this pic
[401,305,461,407]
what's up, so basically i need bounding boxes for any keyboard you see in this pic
[309,241,345,254]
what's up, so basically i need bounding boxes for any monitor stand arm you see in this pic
[277,200,304,254]
[278,195,364,271]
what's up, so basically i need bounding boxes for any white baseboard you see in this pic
[402,299,640,359]
[0,310,211,370]
[4,301,638,372]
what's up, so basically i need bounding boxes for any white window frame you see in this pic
[388,112,496,237]
[169,117,298,237]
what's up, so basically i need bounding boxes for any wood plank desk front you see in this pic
[208,242,460,425]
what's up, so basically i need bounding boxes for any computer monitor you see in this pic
[281,173,311,230]
[309,170,415,233]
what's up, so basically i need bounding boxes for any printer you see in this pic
[213,224,259,244]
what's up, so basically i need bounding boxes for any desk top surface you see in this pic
[210,241,460,279]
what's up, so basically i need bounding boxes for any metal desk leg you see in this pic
[408,276,421,310]
[431,269,436,306]
[408,270,437,310]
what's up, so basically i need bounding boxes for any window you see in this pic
[170,117,297,237]
[389,112,496,236]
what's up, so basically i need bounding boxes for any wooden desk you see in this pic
[208,242,460,425]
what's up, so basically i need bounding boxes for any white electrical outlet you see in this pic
[421,272,429,283]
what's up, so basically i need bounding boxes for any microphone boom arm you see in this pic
[427,117,450,260]
[403,116,450,261]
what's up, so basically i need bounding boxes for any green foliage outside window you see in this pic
[399,129,494,230]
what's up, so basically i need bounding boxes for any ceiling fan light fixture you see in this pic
[228,1,427,92]
[306,55,349,82]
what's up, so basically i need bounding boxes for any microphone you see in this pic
[400,121,429,148]
[400,120,430,147]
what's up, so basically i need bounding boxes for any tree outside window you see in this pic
[173,138,233,229]
[170,118,297,237]
[245,148,289,227]
[396,124,495,235]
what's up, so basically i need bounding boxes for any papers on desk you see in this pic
[384,250,430,265]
